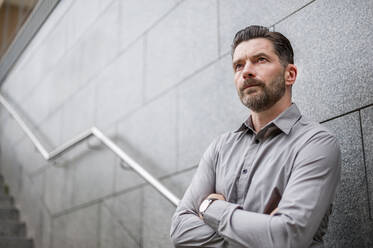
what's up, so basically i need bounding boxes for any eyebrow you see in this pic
[232,52,271,67]
[254,52,270,58]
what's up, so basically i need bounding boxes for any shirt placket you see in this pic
[235,134,262,206]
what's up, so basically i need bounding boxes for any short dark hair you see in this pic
[231,25,294,66]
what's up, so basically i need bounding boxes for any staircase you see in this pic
[0,175,33,248]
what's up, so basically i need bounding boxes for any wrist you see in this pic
[199,197,219,218]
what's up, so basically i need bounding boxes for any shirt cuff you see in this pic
[203,200,241,231]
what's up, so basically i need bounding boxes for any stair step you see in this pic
[0,237,33,248]
[0,208,19,220]
[0,221,26,237]
[0,188,9,196]
[0,196,14,208]
[0,176,33,247]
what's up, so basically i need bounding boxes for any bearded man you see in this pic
[170,25,341,248]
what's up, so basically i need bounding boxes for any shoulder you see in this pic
[201,130,243,160]
[293,116,339,146]
[210,130,244,150]
[292,116,341,166]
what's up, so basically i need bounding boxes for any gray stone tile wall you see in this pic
[218,0,313,54]
[94,40,144,128]
[70,147,116,207]
[1,113,25,147]
[142,185,175,248]
[51,204,100,248]
[118,0,181,51]
[323,113,373,247]
[17,172,48,248]
[116,90,178,178]
[100,200,141,248]
[60,82,95,142]
[145,0,219,100]
[361,106,373,218]
[0,0,372,247]
[44,165,74,214]
[276,0,373,122]
[102,188,144,247]
[14,137,47,173]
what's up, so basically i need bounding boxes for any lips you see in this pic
[241,79,264,90]
[243,84,261,90]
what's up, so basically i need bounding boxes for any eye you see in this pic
[234,63,243,71]
[257,57,268,63]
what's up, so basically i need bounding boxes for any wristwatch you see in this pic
[199,198,218,217]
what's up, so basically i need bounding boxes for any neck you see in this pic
[251,95,292,132]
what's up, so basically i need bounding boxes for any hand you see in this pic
[206,193,226,201]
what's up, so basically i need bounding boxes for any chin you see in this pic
[243,91,261,98]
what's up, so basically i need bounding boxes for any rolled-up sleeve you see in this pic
[202,132,341,248]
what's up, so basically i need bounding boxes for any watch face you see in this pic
[199,199,212,213]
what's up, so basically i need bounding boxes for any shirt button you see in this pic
[255,139,260,144]
[242,169,248,174]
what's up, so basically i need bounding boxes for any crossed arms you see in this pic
[170,133,341,248]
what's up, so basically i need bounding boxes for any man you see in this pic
[170,25,341,248]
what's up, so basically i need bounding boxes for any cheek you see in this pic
[234,73,242,87]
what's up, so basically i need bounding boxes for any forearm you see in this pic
[170,209,225,247]
[203,200,317,248]
[202,172,339,247]
[202,200,275,247]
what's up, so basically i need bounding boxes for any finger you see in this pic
[208,193,225,201]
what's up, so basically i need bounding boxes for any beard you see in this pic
[238,72,286,112]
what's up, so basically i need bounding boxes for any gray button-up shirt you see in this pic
[170,104,341,248]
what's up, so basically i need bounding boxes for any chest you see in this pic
[214,133,299,212]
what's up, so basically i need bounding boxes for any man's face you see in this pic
[232,38,286,112]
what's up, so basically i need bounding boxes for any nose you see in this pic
[242,62,255,79]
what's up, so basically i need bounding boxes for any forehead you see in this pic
[233,38,276,61]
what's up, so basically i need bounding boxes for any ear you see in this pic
[284,64,297,86]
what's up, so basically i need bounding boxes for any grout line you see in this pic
[8,0,76,72]
[175,87,180,172]
[121,53,229,119]
[142,34,147,105]
[320,103,373,124]
[216,0,221,56]
[358,110,372,220]
[49,217,54,248]
[2,0,320,150]
[15,0,184,108]
[140,186,144,248]
[24,102,373,186]
[50,164,198,218]
[9,23,231,149]
[272,0,317,26]
[97,202,102,248]
[101,201,141,246]
[9,0,187,133]
[111,124,119,193]
[13,27,148,144]
[222,0,315,55]
[8,0,117,99]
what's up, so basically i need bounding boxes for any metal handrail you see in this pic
[0,94,180,206]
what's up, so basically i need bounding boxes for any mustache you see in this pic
[242,78,265,89]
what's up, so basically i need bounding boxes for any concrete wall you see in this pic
[0,0,372,247]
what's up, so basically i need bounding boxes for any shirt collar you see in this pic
[235,103,302,135]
